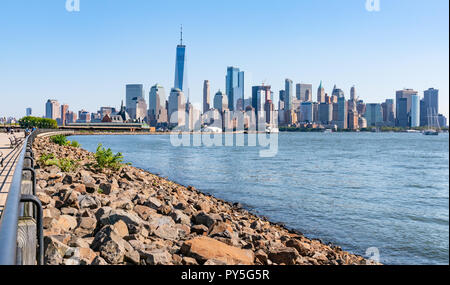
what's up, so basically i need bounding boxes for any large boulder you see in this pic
[181,236,254,265]
[268,247,300,265]
[96,207,144,228]
[194,212,222,228]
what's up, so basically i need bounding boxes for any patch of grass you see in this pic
[38,153,55,165]
[94,144,125,171]
[38,153,79,172]
[57,158,79,172]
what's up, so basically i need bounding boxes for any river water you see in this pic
[71,132,449,265]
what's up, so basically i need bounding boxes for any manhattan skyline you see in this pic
[0,0,448,119]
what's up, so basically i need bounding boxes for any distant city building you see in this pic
[60,104,69,125]
[318,103,333,123]
[26,108,32,117]
[226,67,245,111]
[186,103,201,131]
[174,27,188,93]
[148,84,167,127]
[45,99,60,121]
[99,107,117,118]
[168,88,186,127]
[410,95,420,127]
[396,89,418,127]
[424,88,439,116]
[332,85,345,98]
[203,80,210,114]
[365,104,384,127]
[358,116,368,129]
[396,98,409,127]
[66,111,77,124]
[264,100,276,125]
[295,83,313,102]
[213,90,228,113]
[134,97,148,122]
[337,96,348,129]
[300,102,314,123]
[357,100,366,116]
[348,110,359,130]
[381,99,395,125]
[437,114,448,128]
[252,85,271,118]
[126,84,145,119]
[317,81,325,103]
[77,110,91,123]
[350,86,357,101]
[285,79,294,111]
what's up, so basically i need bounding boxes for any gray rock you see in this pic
[170,209,191,225]
[194,212,222,228]
[79,195,101,209]
[142,250,172,265]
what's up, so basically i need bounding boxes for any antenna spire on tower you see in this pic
[180,25,183,45]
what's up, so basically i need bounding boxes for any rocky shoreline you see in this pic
[33,136,379,265]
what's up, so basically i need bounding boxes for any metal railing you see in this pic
[0,130,43,265]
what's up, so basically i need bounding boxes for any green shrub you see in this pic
[69,141,81,148]
[50,135,69,146]
[94,144,125,171]
[19,116,58,129]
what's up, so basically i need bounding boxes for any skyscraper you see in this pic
[365,104,384,127]
[45,99,60,121]
[226,67,244,111]
[148,84,167,127]
[213,90,228,113]
[337,96,348,129]
[168,88,185,127]
[317,81,325,103]
[285,79,293,111]
[350,86,356,101]
[332,85,345,98]
[135,97,148,122]
[410,95,420,127]
[381,99,395,125]
[300,102,314,122]
[126,84,145,119]
[318,103,333,123]
[397,98,409,127]
[61,104,69,126]
[203,80,210,114]
[252,85,271,125]
[396,89,418,127]
[174,27,188,93]
[296,83,313,102]
[424,88,439,118]
[26,108,32,117]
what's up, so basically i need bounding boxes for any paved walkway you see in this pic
[0,132,25,216]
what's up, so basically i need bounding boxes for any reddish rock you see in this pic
[181,236,254,265]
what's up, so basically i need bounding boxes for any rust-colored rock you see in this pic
[181,236,254,265]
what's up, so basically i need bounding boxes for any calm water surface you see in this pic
[72,132,449,265]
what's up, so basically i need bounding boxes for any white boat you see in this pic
[423,108,440,136]
[266,126,279,134]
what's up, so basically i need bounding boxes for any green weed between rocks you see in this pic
[93,144,127,171]
[39,153,79,172]
[50,135,81,148]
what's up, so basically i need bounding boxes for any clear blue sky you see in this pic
[1,0,448,118]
